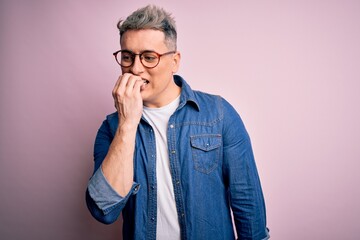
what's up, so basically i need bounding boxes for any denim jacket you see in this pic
[86,75,269,240]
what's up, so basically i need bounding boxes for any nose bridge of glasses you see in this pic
[131,53,145,70]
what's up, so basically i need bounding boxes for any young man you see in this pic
[86,5,269,240]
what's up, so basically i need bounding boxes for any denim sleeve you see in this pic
[87,167,140,212]
[221,98,270,239]
[85,118,140,224]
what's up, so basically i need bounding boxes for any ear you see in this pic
[171,51,181,73]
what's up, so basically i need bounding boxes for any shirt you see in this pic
[143,95,181,239]
[86,75,269,240]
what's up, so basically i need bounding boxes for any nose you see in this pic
[129,55,145,75]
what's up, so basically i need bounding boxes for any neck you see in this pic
[144,80,181,108]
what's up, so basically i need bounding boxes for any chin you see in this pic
[140,92,150,102]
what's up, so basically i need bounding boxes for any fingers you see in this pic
[133,79,144,96]
[112,73,144,113]
[113,74,143,98]
[124,77,139,96]
[112,75,122,101]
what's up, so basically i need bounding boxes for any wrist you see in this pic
[118,120,139,134]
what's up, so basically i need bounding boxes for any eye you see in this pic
[142,53,158,62]
[121,52,133,62]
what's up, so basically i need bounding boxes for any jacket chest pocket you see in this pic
[190,134,222,174]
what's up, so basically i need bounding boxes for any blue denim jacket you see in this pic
[86,75,269,240]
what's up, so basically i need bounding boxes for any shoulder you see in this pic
[193,90,221,102]
[105,111,118,122]
[97,112,118,137]
[192,90,238,117]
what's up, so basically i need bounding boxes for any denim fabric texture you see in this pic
[86,75,269,240]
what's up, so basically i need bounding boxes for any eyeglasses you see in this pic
[113,50,176,69]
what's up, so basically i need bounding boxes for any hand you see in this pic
[112,73,145,127]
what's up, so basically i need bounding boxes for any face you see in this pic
[120,29,181,108]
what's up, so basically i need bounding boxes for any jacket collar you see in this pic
[174,75,200,112]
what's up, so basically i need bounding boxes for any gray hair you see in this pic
[117,5,177,50]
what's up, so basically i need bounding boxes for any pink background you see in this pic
[1,0,360,239]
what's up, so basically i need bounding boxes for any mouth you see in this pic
[140,79,149,91]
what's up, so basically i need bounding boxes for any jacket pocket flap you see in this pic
[190,134,222,151]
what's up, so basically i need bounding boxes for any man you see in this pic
[86,5,269,240]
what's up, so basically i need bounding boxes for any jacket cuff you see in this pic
[87,167,140,214]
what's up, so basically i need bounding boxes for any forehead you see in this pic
[120,29,167,52]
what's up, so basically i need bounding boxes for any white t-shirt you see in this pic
[143,95,181,240]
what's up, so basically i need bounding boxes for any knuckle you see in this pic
[122,73,132,79]
[112,89,119,96]
[124,91,132,97]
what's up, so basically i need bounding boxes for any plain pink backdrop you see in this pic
[1,0,360,239]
